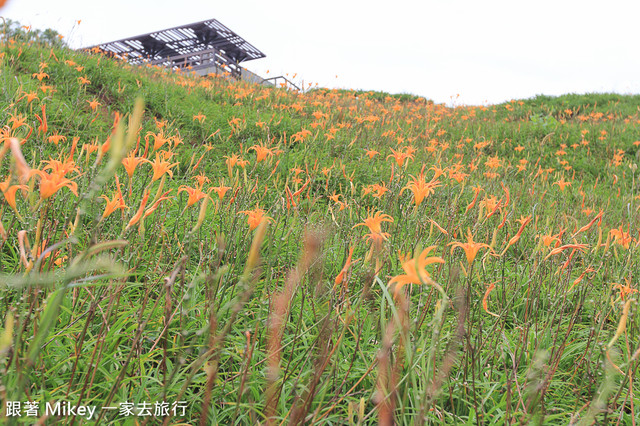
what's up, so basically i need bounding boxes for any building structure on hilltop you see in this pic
[83,19,268,84]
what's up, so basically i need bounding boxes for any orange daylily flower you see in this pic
[328,193,347,211]
[353,210,394,234]
[363,231,390,245]
[228,117,242,128]
[362,182,389,199]
[121,150,149,178]
[610,225,632,249]
[430,165,446,179]
[145,130,170,151]
[328,193,342,204]
[32,71,49,81]
[387,147,413,167]
[554,177,572,191]
[154,117,167,129]
[539,230,563,248]
[582,207,594,217]
[179,185,208,207]
[403,145,418,157]
[612,279,638,301]
[100,177,127,219]
[29,169,78,200]
[365,149,379,159]
[237,158,250,169]
[149,153,179,181]
[249,143,275,162]
[480,195,501,218]
[485,156,501,170]
[0,176,27,210]
[291,128,311,143]
[47,134,67,145]
[389,246,444,296]
[193,174,211,187]
[8,113,28,130]
[41,157,79,177]
[239,206,273,230]
[211,184,232,200]
[17,91,39,104]
[100,193,127,219]
[225,153,239,175]
[401,172,441,206]
[39,84,55,95]
[516,159,528,173]
[87,99,101,111]
[32,238,68,268]
[171,133,184,148]
[449,229,490,266]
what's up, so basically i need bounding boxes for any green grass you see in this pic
[0,31,638,425]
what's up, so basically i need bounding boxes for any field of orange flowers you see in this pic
[0,32,639,424]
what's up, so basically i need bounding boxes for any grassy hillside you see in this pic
[0,34,639,425]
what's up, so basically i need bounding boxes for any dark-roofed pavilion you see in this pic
[85,19,266,82]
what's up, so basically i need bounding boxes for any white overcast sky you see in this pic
[2,0,640,105]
